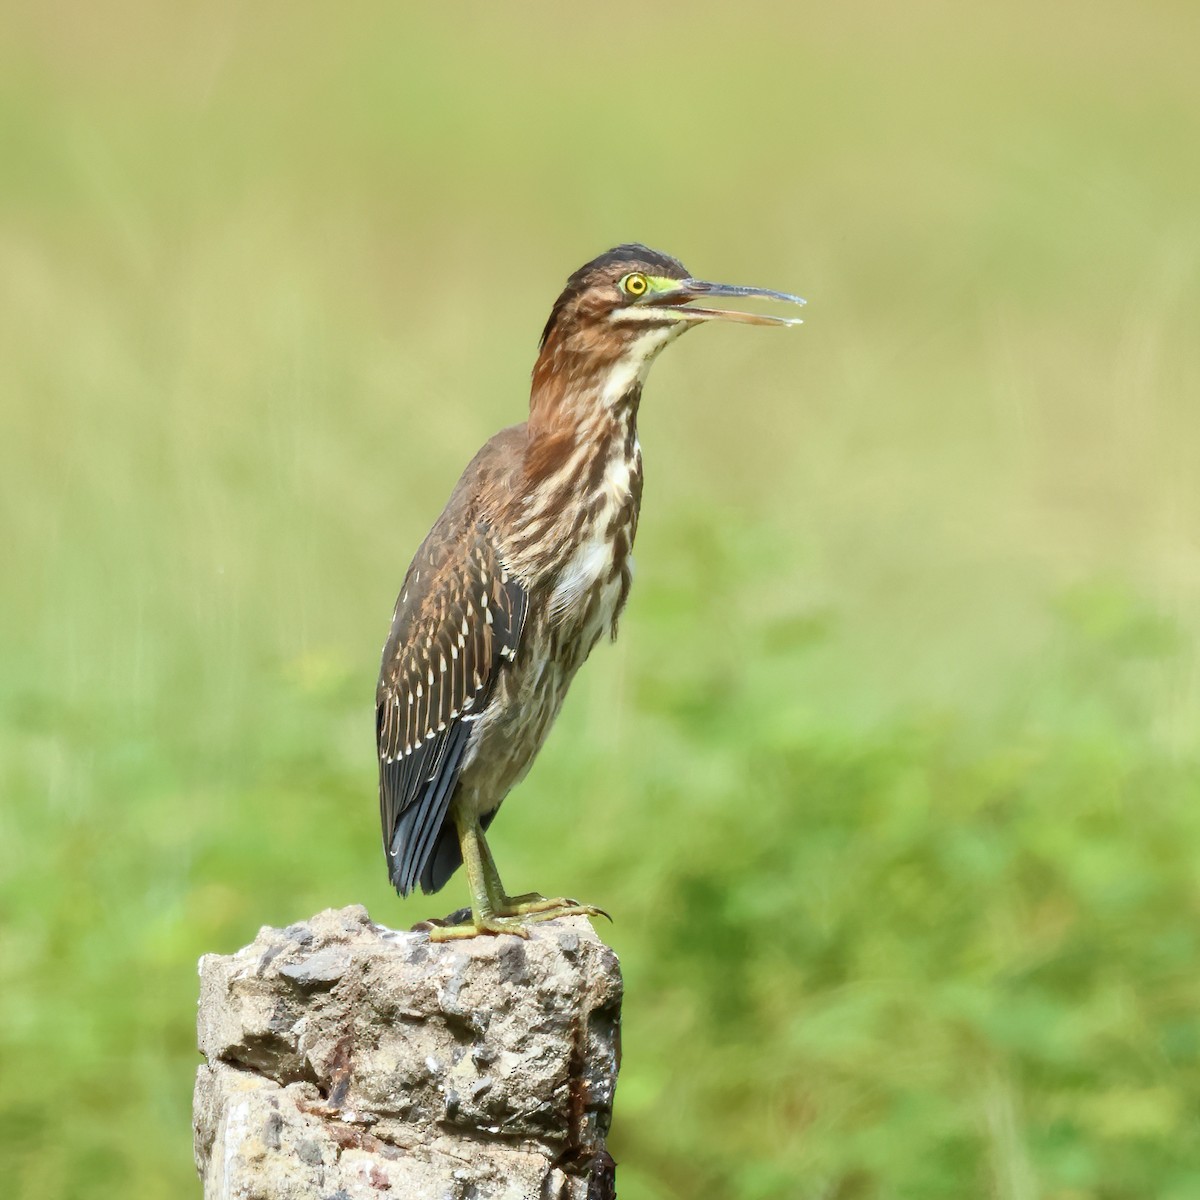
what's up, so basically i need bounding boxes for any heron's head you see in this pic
[535,244,804,402]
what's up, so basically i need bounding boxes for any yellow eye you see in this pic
[623,272,649,297]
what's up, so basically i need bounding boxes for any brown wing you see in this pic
[376,518,527,896]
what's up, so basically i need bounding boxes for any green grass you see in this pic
[2,2,1200,1197]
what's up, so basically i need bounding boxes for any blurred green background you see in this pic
[2,2,1199,1197]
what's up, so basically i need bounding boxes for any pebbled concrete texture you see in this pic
[193,905,621,1199]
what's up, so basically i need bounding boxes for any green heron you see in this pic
[377,244,803,939]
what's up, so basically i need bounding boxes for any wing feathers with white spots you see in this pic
[376,520,526,896]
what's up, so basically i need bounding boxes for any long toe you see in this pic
[503,897,611,923]
[427,914,531,942]
[500,891,548,908]
[522,904,611,925]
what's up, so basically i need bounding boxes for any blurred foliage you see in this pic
[2,2,1200,1198]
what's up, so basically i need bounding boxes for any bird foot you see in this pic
[412,896,611,941]
[421,912,531,941]
[497,895,612,923]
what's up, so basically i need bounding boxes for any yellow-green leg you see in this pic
[428,809,530,941]
[427,811,608,941]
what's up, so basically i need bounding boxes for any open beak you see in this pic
[647,279,806,327]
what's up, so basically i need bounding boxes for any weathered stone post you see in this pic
[193,906,621,1198]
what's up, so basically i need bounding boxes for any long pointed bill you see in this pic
[651,279,806,326]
